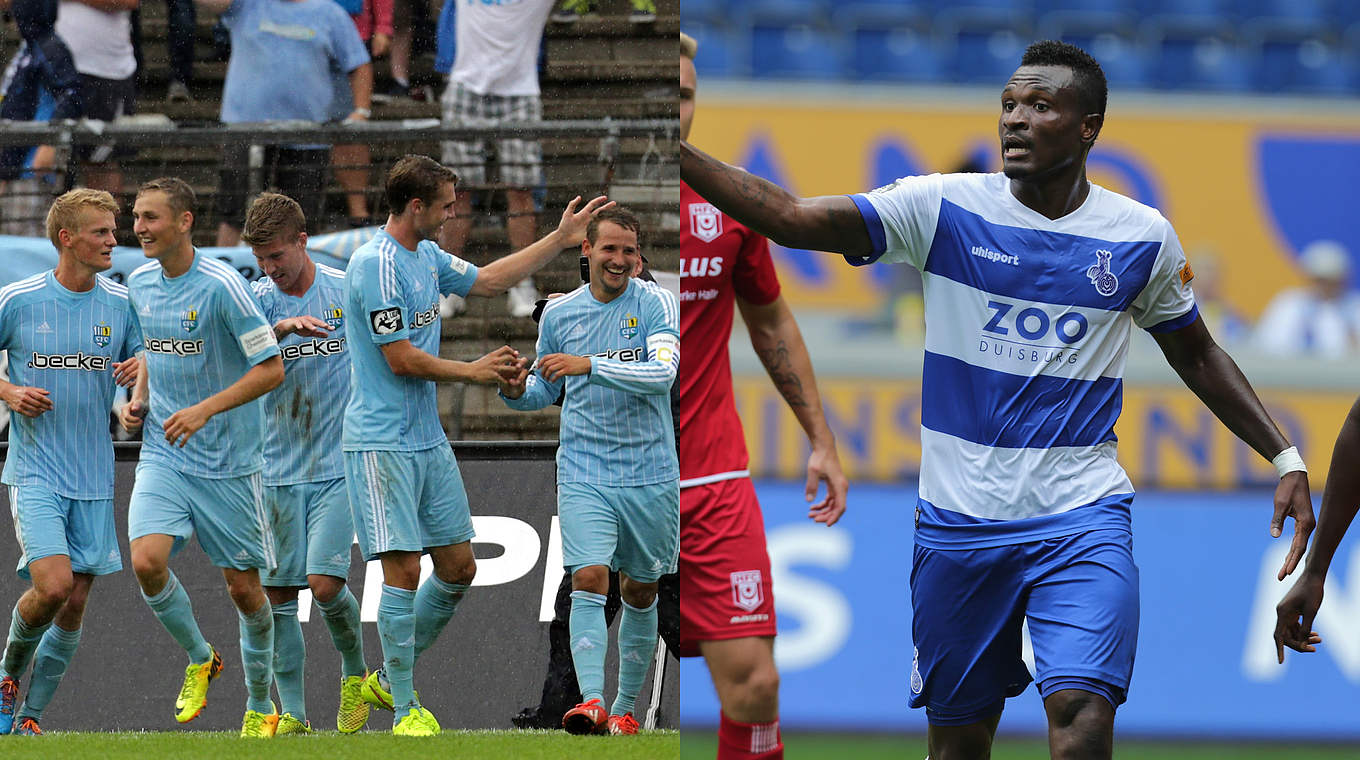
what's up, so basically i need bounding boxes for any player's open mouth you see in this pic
[1002,136,1030,159]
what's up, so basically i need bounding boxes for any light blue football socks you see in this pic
[377,584,418,721]
[0,605,49,680]
[238,602,274,715]
[271,600,306,721]
[16,624,80,722]
[414,574,468,661]
[569,590,608,705]
[612,598,658,716]
[316,587,366,679]
[142,572,213,664]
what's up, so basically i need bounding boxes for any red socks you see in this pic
[717,712,783,760]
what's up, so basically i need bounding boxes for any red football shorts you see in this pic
[679,476,776,657]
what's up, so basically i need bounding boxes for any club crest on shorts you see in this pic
[730,570,763,612]
[690,202,722,243]
[180,308,199,332]
[92,322,111,348]
[620,314,639,339]
[323,305,344,330]
[1086,249,1119,297]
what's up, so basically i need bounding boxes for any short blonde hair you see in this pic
[242,192,306,246]
[46,188,119,250]
[681,32,697,60]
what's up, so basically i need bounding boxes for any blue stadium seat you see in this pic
[1244,22,1351,95]
[1144,21,1251,92]
[741,6,845,81]
[936,4,1033,84]
[1041,0,1135,12]
[1241,0,1330,26]
[1134,0,1237,22]
[681,0,725,25]
[833,5,944,82]
[1037,17,1149,89]
[686,21,743,78]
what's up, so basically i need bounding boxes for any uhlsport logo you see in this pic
[1086,249,1119,296]
[619,314,639,339]
[180,308,199,332]
[731,570,763,612]
[92,323,111,348]
[323,305,343,330]
[690,202,722,243]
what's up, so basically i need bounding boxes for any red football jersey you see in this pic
[678,180,782,484]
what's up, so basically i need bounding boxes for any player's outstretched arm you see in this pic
[0,378,52,418]
[738,294,847,526]
[1152,317,1314,578]
[380,340,523,385]
[162,356,284,447]
[681,141,872,257]
[465,195,615,298]
[1275,394,1360,662]
[273,315,333,340]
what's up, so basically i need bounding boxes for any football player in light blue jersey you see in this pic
[500,207,680,736]
[119,177,286,738]
[242,192,369,736]
[344,154,611,736]
[0,189,141,736]
[682,40,1314,760]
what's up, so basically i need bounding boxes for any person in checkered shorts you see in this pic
[438,0,555,319]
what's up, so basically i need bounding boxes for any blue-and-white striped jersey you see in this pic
[503,278,680,486]
[342,229,478,451]
[252,263,348,485]
[0,272,141,499]
[847,172,1198,549]
[127,252,281,478]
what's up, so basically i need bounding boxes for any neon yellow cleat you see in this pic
[337,674,370,733]
[359,669,392,711]
[274,713,312,735]
[240,704,279,738]
[392,706,441,737]
[174,646,223,723]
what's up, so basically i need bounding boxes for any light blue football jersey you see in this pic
[847,172,1198,549]
[503,278,680,486]
[342,229,478,451]
[127,252,280,478]
[0,272,141,499]
[252,262,348,485]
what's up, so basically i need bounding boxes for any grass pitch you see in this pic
[678,733,1360,759]
[4,728,678,759]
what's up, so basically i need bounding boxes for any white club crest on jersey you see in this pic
[690,203,723,243]
[730,570,763,612]
[1086,249,1119,297]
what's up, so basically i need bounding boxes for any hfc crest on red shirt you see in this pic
[690,203,723,243]
[730,570,763,612]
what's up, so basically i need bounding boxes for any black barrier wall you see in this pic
[0,442,678,731]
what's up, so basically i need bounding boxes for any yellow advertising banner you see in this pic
[734,376,1352,489]
[693,91,1360,320]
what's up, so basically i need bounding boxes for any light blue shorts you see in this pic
[7,486,121,580]
[558,481,679,583]
[343,445,475,562]
[128,462,275,571]
[263,478,354,588]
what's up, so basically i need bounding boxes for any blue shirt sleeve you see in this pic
[329,4,372,74]
[215,272,280,365]
[502,306,564,411]
[588,284,679,396]
[355,250,410,346]
[434,247,479,298]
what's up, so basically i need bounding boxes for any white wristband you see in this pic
[1272,446,1307,479]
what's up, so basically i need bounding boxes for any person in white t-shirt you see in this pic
[54,0,138,195]
[437,0,554,319]
[1253,240,1360,359]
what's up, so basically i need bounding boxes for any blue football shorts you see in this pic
[127,461,275,571]
[262,478,354,588]
[558,480,679,583]
[343,444,475,561]
[909,528,1139,726]
[7,486,121,579]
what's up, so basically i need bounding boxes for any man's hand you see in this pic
[112,356,141,388]
[1272,471,1314,580]
[466,346,523,386]
[555,195,615,249]
[2,384,51,418]
[275,316,333,340]
[163,403,212,448]
[118,399,147,433]
[498,359,531,400]
[805,442,848,527]
[1275,571,1324,664]
[370,32,391,58]
[538,353,591,382]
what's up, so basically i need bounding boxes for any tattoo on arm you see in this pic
[757,340,808,409]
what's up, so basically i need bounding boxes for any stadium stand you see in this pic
[0,0,679,443]
[688,0,1360,95]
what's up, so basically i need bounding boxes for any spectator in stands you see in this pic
[329,0,392,228]
[373,0,433,102]
[164,0,196,101]
[1254,240,1360,358]
[4,0,84,122]
[198,0,373,246]
[438,0,555,318]
[55,0,139,195]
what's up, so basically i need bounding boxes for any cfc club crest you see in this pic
[180,308,199,332]
[730,570,763,612]
[620,314,639,339]
[323,305,344,330]
[92,323,111,348]
[690,202,722,243]
[1086,249,1119,297]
